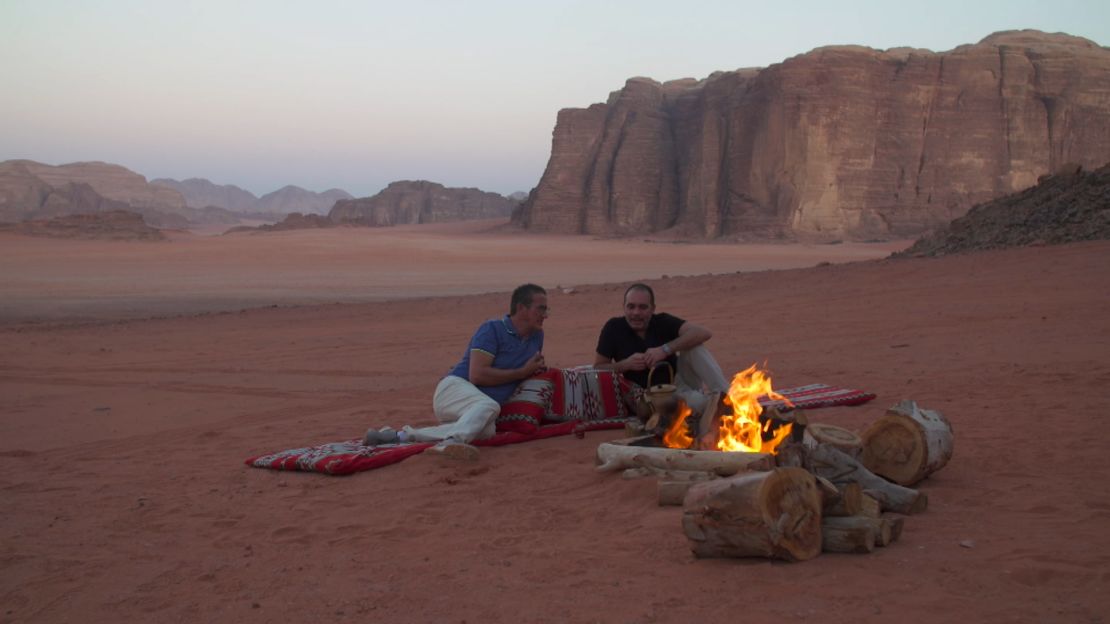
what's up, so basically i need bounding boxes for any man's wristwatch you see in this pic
[661,343,673,356]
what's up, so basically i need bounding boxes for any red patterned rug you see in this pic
[244,383,875,475]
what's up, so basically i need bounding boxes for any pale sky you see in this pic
[2,0,1107,198]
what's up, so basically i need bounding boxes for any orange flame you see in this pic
[718,364,794,454]
[661,400,694,449]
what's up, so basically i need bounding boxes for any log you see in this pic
[861,399,954,486]
[858,492,882,519]
[820,516,877,554]
[682,467,823,561]
[804,444,928,515]
[823,482,864,517]
[878,513,906,546]
[815,475,840,506]
[596,437,773,475]
[803,423,863,456]
[623,466,722,480]
[658,474,717,506]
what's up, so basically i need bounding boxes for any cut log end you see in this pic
[683,467,822,562]
[861,401,953,486]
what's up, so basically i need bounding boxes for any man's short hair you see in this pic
[624,283,655,306]
[510,283,546,315]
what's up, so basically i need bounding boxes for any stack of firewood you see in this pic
[596,399,954,562]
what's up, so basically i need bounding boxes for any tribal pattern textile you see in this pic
[759,383,877,411]
[497,367,641,434]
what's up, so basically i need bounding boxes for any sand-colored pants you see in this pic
[402,375,501,444]
[673,345,729,414]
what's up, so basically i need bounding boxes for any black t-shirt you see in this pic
[595,312,685,388]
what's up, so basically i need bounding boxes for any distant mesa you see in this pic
[150,177,258,213]
[0,160,190,229]
[225,212,333,234]
[894,162,1110,257]
[152,177,354,216]
[231,180,520,233]
[0,210,166,241]
[329,180,516,226]
[516,29,1110,242]
[257,185,353,216]
[0,159,358,231]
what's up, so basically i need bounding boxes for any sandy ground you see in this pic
[1,224,1109,623]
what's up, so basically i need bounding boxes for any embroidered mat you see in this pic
[244,383,876,475]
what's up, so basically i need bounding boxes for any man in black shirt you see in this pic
[594,283,729,412]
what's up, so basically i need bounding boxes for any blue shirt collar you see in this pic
[501,314,517,336]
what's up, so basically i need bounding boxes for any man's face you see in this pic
[520,293,548,333]
[623,289,654,333]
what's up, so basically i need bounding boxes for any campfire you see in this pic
[596,363,956,563]
[659,364,798,455]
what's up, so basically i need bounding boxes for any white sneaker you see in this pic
[427,439,480,461]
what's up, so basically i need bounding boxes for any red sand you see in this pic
[1,224,1109,623]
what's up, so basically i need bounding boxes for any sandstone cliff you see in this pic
[17,161,187,211]
[515,30,1110,241]
[0,161,189,228]
[329,180,516,226]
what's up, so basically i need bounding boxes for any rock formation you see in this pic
[151,177,259,213]
[256,185,353,215]
[17,160,187,211]
[0,161,189,228]
[225,212,334,234]
[515,30,1110,241]
[151,178,353,216]
[895,162,1110,256]
[329,180,516,226]
[0,210,167,241]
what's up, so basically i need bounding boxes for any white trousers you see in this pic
[673,345,730,414]
[402,375,501,444]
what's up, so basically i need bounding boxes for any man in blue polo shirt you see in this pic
[593,283,728,414]
[363,283,549,459]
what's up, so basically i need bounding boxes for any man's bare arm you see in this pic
[644,321,713,367]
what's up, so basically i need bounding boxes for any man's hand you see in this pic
[619,352,648,372]
[643,346,669,367]
[522,352,546,377]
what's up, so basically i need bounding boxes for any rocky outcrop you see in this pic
[256,185,353,215]
[329,180,516,225]
[151,178,353,216]
[16,160,187,211]
[516,30,1110,241]
[225,212,334,234]
[895,162,1110,256]
[151,178,259,213]
[0,210,167,241]
[0,161,190,228]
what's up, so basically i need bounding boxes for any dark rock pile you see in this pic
[894,163,1110,257]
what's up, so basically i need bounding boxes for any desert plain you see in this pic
[1,221,1109,623]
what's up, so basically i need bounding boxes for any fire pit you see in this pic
[596,364,955,562]
[597,364,805,474]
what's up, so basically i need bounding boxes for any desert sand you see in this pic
[1,223,1109,623]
